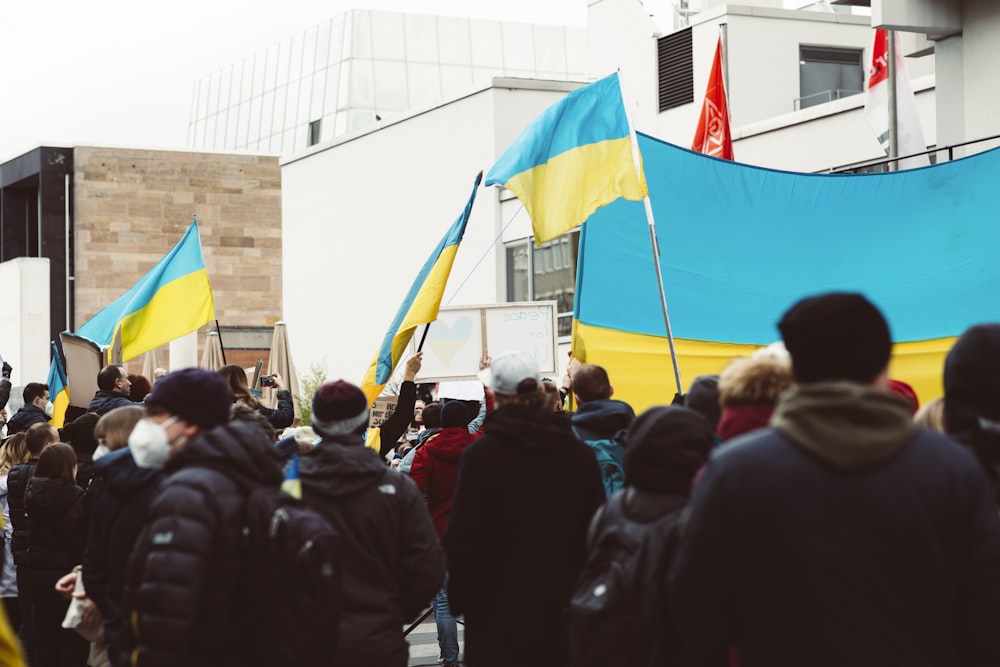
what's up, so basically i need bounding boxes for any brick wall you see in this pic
[72,147,282,366]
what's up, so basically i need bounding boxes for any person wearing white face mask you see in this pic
[118,368,285,667]
[69,405,155,667]
[6,384,51,435]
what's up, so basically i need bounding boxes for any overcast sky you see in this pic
[0,0,587,163]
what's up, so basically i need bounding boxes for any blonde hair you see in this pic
[219,364,260,408]
[719,356,794,407]
[95,405,145,451]
[914,397,945,434]
[0,434,29,475]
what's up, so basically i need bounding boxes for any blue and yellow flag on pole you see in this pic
[574,132,1000,411]
[76,222,215,362]
[46,342,70,429]
[360,173,482,407]
[485,72,647,244]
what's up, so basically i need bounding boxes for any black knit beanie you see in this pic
[778,292,892,384]
[624,406,715,495]
[441,401,469,428]
[312,380,370,437]
[684,375,721,431]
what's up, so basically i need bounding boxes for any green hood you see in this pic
[771,382,916,470]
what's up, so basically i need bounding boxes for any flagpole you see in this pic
[720,23,730,116]
[887,29,899,171]
[615,70,684,398]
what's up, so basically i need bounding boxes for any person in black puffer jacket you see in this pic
[26,443,89,666]
[82,441,162,665]
[8,422,58,659]
[122,368,284,667]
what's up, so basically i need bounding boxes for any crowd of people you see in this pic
[0,290,997,666]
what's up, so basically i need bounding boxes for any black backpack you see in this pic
[568,490,685,667]
[236,486,342,667]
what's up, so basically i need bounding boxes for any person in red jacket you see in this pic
[409,401,475,667]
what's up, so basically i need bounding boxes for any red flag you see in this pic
[692,37,733,160]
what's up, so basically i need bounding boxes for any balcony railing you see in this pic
[825,133,1000,174]
[793,88,862,111]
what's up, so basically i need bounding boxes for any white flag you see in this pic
[864,30,929,170]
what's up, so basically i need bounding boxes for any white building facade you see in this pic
[275,0,999,385]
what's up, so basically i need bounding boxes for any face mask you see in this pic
[92,444,110,461]
[45,401,54,417]
[129,416,178,469]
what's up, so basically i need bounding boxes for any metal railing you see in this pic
[793,88,863,110]
[825,133,1000,174]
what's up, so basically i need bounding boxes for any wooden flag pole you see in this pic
[616,69,684,398]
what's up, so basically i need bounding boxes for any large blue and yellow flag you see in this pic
[574,133,1000,412]
[76,222,215,362]
[46,342,70,428]
[485,72,647,244]
[360,173,482,406]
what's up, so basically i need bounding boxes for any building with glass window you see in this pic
[187,10,587,154]
[277,0,997,385]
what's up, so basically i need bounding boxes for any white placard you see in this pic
[412,302,558,382]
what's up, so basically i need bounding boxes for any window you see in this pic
[797,46,863,110]
[657,28,693,112]
[308,119,322,146]
[505,232,579,338]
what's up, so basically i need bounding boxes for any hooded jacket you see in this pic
[570,398,635,443]
[670,382,1000,667]
[446,405,605,667]
[87,390,140,416]
[83,448,163,666]
[408,426,476,540]
[123,421,284,667]
[6,404,49,435]
[298,435,444,667]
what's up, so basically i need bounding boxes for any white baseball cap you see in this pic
[478,351,542,396]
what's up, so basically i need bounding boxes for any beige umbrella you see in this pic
[266,322,300,421]
[141,349,159,382]
[200,331,225,371]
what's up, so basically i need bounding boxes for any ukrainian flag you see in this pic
[575,133,1000,412]
[46,343,70,429]
[76,222,215,362]
[359,173,482,407]
[486,72,647,244]
[281,452,302,500]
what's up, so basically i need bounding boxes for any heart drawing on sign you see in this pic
[427,316,474,367]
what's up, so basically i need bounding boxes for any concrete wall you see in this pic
[72,147,283,365]
[0,258,50,385]
[281,81,577,384]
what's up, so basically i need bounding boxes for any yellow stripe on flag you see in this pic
[573,320,953,414]
[505,137,645,244]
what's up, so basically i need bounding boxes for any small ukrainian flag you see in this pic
[281,452,302,500]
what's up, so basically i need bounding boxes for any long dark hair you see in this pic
[33,442,77,483]
[219,364,260,408]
